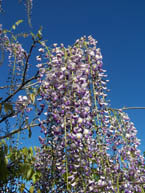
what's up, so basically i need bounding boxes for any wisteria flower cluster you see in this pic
[0,24,26,83]
[32,36,145,192]
[15,95,32,113]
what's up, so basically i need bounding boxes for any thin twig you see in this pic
[109,107,145,111]
[0,86,9,89]
[122,106,145,110]
[1,71,39,105]
[23,82,39,88]
[0,111,15,124]
[0,123,39,140]
[0,72,39,125]
[24,187,30,193]
[22,39,37,83]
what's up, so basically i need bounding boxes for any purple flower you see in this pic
[33,36,145,192]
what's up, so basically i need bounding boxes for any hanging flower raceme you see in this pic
[33,36,145,192]
[0,24,26,84]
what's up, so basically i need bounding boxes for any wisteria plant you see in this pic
[0,0,145,193]
[31,36,145,193]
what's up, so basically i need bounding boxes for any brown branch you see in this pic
[122,106,145,110]
[0,86,9,89]
[1,72,39,105]
[109,107,145,111]
[96,181,145,189]
[0,123,39,140]
[1,38,39,104]
[0,71,39,125]
[22,39,38,83]
[0,111,15,124]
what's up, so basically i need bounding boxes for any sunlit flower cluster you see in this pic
[33,36,145,192]
[8,43,25,65]
[15,95,32,113]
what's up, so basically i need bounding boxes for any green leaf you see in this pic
[12,25,16,30]
[29,186,34,193]
[4,103,13,113]
[31,32,35,39]
[19,184,25,193]
[5,157,8,165]
[11,20,23,31]
[27,168,33,180]
[32,174,36,184]
[37,87,40,95]
[28,147,33,155]
[30,93,35,104]
[28,125,32,138]
[15,20,23,26]
[12,34,17,41]
[22,147,28,156]
[32,172,41,184]
[2,29,8,33]
[37,26,42,39]
[34,146,38,152]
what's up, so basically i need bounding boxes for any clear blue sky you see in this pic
[0,0,145,153]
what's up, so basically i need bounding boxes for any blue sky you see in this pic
[0,0,145,153]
